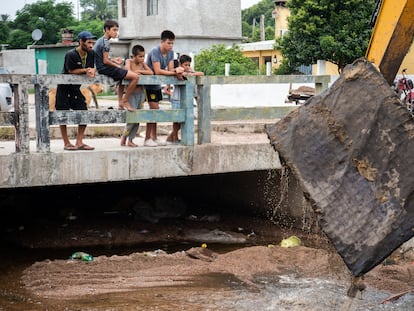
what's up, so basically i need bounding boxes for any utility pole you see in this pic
[260,14,265,41]
[252,18,256,39]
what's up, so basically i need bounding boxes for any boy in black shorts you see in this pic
[143,30,184,147]
[94,19,140,111]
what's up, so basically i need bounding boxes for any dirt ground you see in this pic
[21,244,414,298]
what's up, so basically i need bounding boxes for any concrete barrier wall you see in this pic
[0,49,36,74]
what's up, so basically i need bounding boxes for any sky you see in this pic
[2,0,261,19]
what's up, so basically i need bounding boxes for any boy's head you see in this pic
[161,30,175,41]
[179,54,192,71]
[179,54,192,65]
[160,30,175,52]
[103,20,119,39]
[131,45,145,56]
[131,45,145,62]
[104,19,119,31]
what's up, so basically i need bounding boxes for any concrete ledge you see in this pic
[0,142,280,188]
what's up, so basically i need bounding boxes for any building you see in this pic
[240,0,414,76]
[240,0,288,72]
[115,0,243,58]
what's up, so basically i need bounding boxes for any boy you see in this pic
[143,30,185,147]
[120,45,153,147]
[166,54,204,144]
[56,30,97,151]
[94,19,139,112]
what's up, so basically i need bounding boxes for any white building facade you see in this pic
[116,0,243,58]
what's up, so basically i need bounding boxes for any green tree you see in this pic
[194,44,258,76]
[67,20,104,41]
[80,0,117,21]
[242,0,275,42]
[278,0,375,73]
[251,25,275,42]
[9,0,75,48]
[0,15,11,44]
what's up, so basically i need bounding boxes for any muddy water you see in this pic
[1,242,413,310]
[1,174,414,310]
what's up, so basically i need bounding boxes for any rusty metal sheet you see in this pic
[266,58,414,276]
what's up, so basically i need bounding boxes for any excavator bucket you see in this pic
[266,58,414,276]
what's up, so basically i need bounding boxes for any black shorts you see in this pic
[144,88,163,103]
[98,67,128,81]
[55,85,87,110]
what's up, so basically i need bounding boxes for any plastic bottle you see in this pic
[69,251,94,262]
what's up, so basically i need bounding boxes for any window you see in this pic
[121,0,127,17]
[147,0,158,16]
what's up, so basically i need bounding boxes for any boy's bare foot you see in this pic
[121,99,135,112]
[120,136,126,146]
[127,141,138,147]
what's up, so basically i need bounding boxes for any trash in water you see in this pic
[280,236,301,248]
[69,252,93,262]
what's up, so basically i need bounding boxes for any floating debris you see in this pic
[280,236,301,248]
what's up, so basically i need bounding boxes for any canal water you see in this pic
[1,172,413,310]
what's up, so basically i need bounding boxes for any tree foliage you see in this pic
[80,0,116,21]
[194,44,258,76]
[0,0,116,49]
[9,0,75,48]
[278,0,376,72]
[0,17,10,44]
[67,20,104,42]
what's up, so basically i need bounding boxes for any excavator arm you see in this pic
[266,0,414,278]
[366,0,414,85]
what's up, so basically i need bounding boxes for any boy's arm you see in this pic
[152,60,184,80]
[184,67,204,77]
[68,67,96,77]
[139,63,154,75]
[152,61,176,76]
[124,59,131,70]
[103,51,123,68]
[66,53,96,77]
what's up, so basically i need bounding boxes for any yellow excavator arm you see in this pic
[366,0,414,85]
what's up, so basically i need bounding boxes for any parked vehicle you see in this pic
[0,67,13,112]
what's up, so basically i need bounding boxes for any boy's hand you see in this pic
[176,73,186,81]
[112,57,125,65]
[175,67,184,74]
[86,68,96,78]
[163,85,173,96]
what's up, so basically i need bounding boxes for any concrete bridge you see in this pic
[0,74,329,189]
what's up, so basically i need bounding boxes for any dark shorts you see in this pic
[144,88,163,103]
[55,85,87,110]
[98,67,128,81]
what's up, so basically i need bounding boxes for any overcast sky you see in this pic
[2,0,261,19]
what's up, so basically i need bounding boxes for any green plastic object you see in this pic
[70,251,93,262]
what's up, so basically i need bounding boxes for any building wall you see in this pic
[117,0,242,56]
[274,3,290,39]
[0,49,36,74]
[241,2,289,71]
